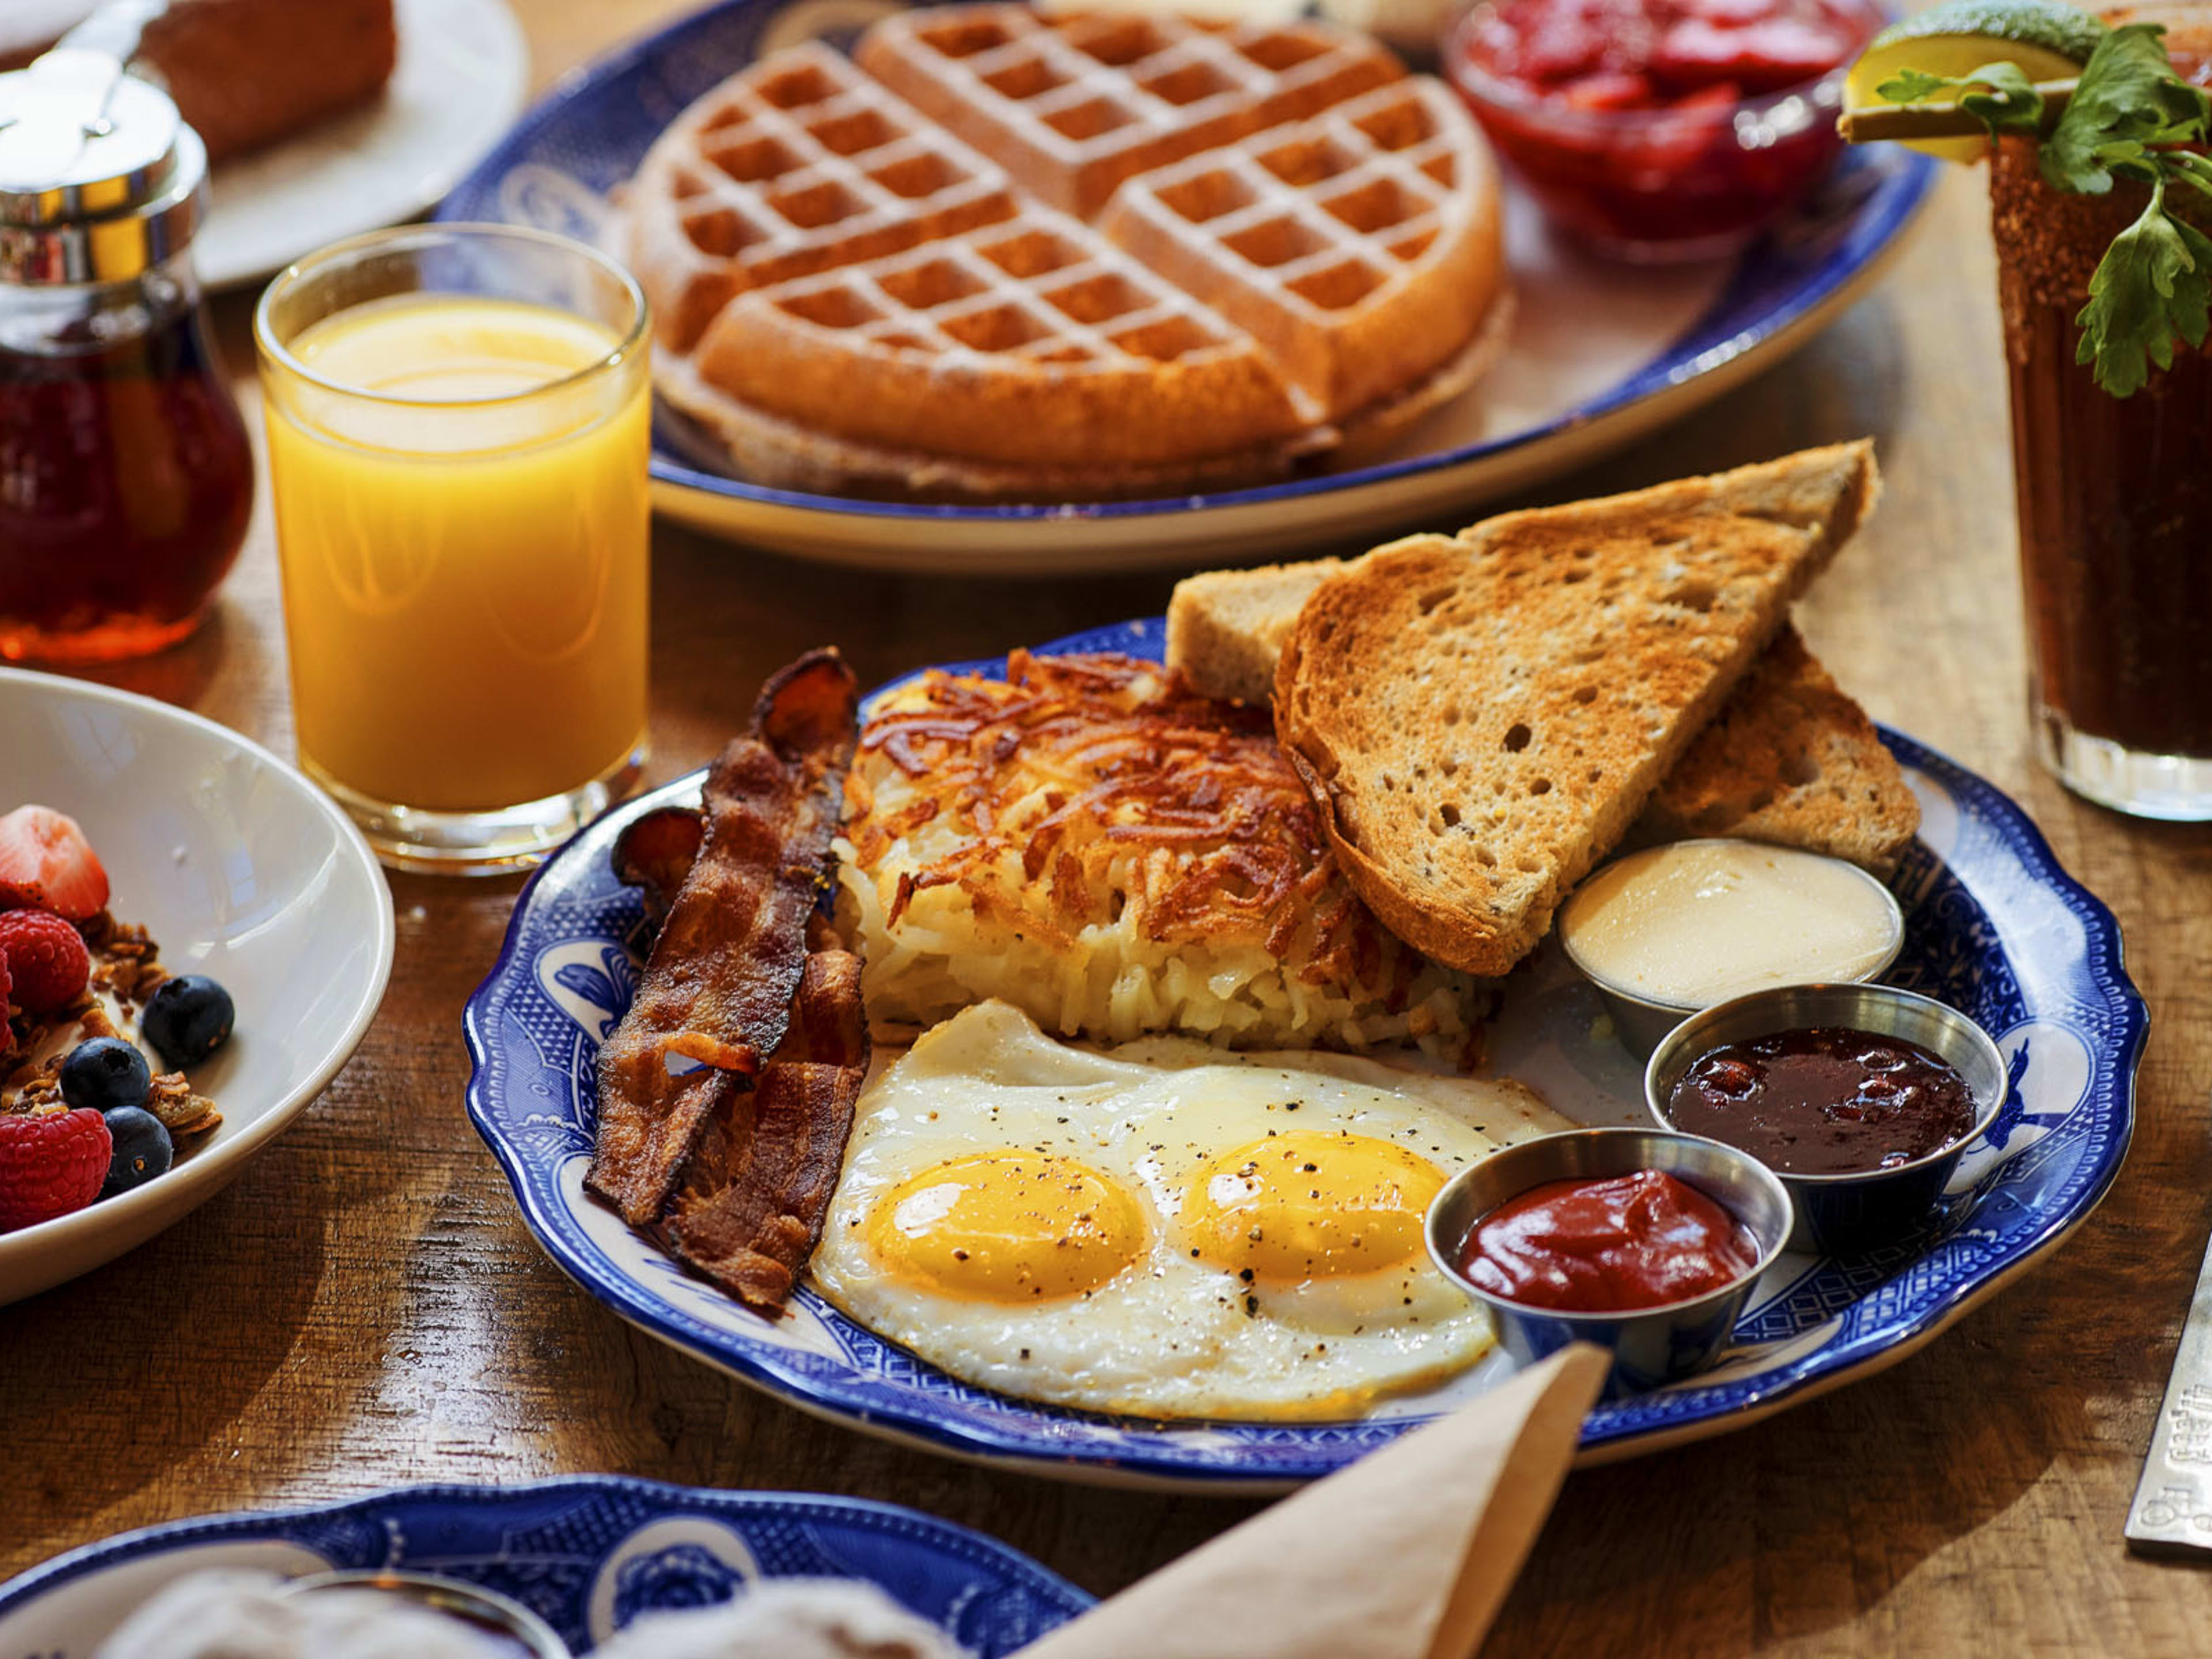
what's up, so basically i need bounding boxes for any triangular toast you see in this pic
[1166,570,1916,876]
[1271,442,1880,977]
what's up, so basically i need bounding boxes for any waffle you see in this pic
[628,43,1024,350]
[673,213,1321,474]
[1101,77,1500,420]
[856,7,1403,218]
[626,6,1508,499]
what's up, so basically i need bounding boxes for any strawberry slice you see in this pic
[1558,70,1661,111]
[1677,0,1789,25]
[1650,17,1849,96]
[0,806,110,920]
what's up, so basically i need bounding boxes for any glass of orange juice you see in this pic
[255,224,650,873]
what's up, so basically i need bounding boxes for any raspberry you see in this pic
[0,910,91,1014]
[0,1109,111,1230]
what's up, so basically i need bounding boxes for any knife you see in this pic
[2127,1214,2212,1555]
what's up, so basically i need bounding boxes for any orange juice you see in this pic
[262,293,649,814]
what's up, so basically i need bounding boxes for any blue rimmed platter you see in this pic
[463,619,2145,1491]
[434,0,1937,574]
[0,1476,1089,1656]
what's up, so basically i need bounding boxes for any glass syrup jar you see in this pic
[0,58,253,662]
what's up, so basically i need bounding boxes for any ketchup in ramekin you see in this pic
[1460,1167,1760,1312]
[1444,0,1885,259]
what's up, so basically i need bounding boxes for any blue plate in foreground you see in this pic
[464,619,2145,1491]
[435,0,1937,573]
[0,1476,1090,1656]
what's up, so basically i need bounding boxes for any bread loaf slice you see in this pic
[1168,563,1917,875]
[1627,624,1918,874]
[1166,558,1347,705]
[1272,441,1880,976]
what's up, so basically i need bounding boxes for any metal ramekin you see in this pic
[1425,1127,1794,1396]
[1556,839,1908,1059]
[1644,983,2009,1254]
[275,1569,571,1658]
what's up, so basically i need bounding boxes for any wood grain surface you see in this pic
[7,4,2212,1653]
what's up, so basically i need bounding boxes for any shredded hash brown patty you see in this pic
[837,651,1488,1052]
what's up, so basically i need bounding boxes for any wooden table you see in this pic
[9,4,2212,1652]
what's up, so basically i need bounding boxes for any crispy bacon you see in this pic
[586,650,859,1239]
[611,806,706,930]
[664,947,871,1310]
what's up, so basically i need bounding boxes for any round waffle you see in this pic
[627,5,1508,500]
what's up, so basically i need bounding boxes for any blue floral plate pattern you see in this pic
[463,620,2145,1491]
[434,0,1938,574]
[0,1476,1089,1657]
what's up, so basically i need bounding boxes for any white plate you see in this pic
[0,668,395,1305]
[195,0,528,292]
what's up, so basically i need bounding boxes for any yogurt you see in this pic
[1558,839,1903,1009]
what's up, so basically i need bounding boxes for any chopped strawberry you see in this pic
[1677,0,1789,25]
[1559,71,1661,111]
[1649,17,1849,96]
[0,910,91,1014]
[0,805,109,920]
[0,952,11,1055]
[0,1108,111,1231]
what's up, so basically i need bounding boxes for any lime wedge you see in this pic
[1844,0,2106,161]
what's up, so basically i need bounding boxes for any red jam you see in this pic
[1459,1168,1759,1312]
[1664,1025,1978,1173]
[1444,0,1881,256]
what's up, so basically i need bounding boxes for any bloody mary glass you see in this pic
[1990,26,2212,820]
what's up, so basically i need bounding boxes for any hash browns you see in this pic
[838,651,1488,1053]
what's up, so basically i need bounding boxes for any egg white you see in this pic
[809,1000,1565,1422]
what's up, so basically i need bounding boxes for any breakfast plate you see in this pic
[0,668,395,1306]
[198,0,528,290]
[463,619,2146,1491]
[432,0,1937,574]
[0,1475,1090,1654]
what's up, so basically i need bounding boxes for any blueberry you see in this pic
[59,1037,151,1114]
[142,974,234,1068]
[101,1105,173,1196]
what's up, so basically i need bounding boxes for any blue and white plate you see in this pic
[435,0,1937,574]
[0,1477,1089,1657]
[463,619,2145,1492]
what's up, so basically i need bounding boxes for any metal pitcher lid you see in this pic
[0,58,203,284]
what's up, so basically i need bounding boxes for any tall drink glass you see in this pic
[1990,28,2212,820]
[256,225,650,872]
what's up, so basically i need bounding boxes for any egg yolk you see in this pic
[1181,1131,1445,1282]
[866,1151,1146,1302]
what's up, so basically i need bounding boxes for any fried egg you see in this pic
[809,999,1565,1421]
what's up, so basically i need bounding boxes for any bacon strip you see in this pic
[664,946,871,1310]
[586,650,859,1229]
[611,806,706,930]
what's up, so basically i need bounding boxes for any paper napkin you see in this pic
[1020,1344,1609,1659]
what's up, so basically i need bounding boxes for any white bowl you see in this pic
[0,668,394,1304]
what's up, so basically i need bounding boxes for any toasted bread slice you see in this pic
[1168,571,1917,875]
[1628,624,1918,873]
[1272,442,1881,976]
[1168,558,1349,704]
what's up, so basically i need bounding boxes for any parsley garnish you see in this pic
[1880,22,2212,395]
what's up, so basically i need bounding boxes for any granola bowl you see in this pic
[0,668,394,1305]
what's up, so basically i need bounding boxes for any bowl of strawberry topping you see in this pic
[1445,0,1885,259]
